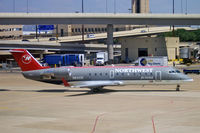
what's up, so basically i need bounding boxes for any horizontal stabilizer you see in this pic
[9,50,24,53]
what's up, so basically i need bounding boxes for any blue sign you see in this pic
[38,25,54,31]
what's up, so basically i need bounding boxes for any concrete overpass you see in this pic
[1,13,200,25]
[1,13,200,63]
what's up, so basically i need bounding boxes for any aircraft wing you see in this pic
[72,81,124,88]
[62,79,124,88]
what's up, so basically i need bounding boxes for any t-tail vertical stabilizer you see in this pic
[10,49,49,71]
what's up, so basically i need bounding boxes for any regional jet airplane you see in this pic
[10,49,193,92]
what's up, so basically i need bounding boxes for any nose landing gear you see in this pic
[176,84,180,91]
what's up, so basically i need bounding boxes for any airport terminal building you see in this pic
[119,37,179,61]
[0,25,23,39]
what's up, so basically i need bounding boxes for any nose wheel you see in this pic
[176,85,180,91]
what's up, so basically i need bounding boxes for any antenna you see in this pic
[114,0,116,14]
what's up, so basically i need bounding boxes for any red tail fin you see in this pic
[10,49,49,71]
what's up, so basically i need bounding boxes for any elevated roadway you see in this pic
[1,13,200,25]
[0,41,120,52]
[28,26,194,43]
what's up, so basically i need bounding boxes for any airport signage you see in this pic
[38,25,54,31]
[138,57,168,66]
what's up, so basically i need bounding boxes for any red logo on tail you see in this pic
[22,55,32,64]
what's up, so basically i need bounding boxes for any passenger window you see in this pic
[100,73,102,76]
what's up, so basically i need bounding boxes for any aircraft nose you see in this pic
[181,74,193,82]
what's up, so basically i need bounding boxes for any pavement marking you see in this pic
[91,113,105,133]
[151,116,157,133]
[150,100,199,133]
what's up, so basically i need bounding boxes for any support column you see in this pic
[39,51,44,60]
[107,24,114,64]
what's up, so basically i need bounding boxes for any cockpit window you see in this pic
[169,70,181,74]
[169,71,175,73]
[176,70,181,73]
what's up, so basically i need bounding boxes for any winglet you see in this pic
[61,78,70,87]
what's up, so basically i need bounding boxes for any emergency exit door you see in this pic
[155,71,161,81]
[110,70,115,79]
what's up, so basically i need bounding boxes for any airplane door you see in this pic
[155,71,161,81]
[67,68,72,80]
[110,70,114,79]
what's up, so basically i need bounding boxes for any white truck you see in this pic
[95,52,108,66]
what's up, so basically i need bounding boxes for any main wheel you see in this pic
[92,87,103,93]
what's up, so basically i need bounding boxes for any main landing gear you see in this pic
[91,87,103,93]
[176,84,180,91]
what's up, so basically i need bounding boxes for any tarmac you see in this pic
[0,72,200,133]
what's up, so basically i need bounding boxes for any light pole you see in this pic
[106,0,108,13]
[82,0,84,44]
[114,0,116,14]
[82,0,84,13]
[181,0,183,13]
[172,0,175,36]
[27,0,29,13]
[36,25,38,41]
[13,0,15,12]
[173,0,174,14]
[185,0,188,14]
